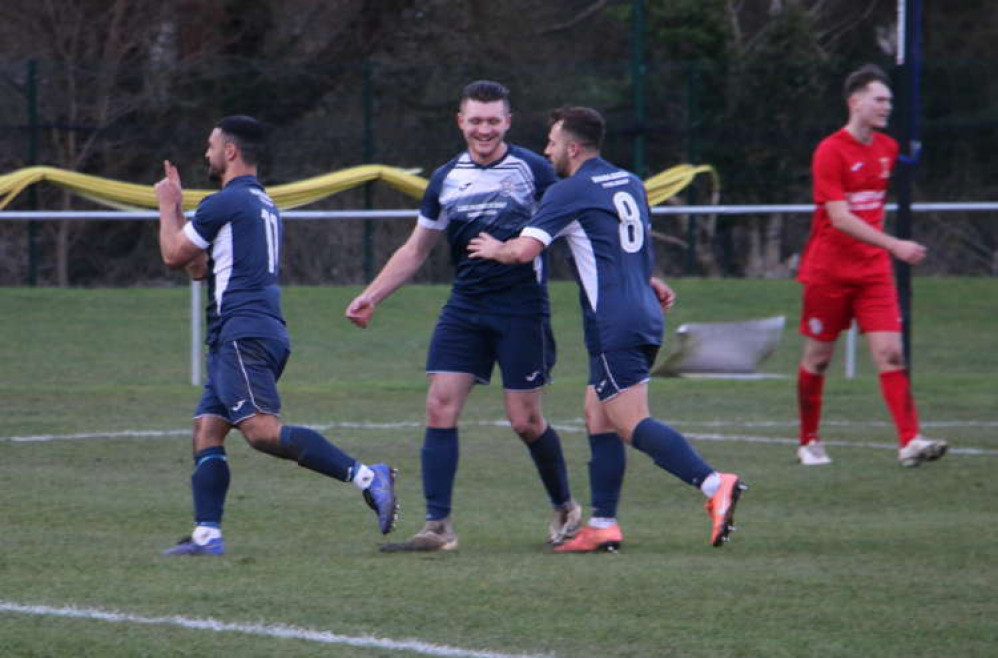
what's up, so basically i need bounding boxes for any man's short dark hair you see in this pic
[216,115,266,165]
[550,106,605,151]
[460,80,511,112]
[844,64,890,99]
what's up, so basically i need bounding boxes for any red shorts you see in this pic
[799,280,901,341]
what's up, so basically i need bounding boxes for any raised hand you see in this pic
[155,160,183,210]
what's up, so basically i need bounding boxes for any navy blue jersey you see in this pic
[522,157,663,354]
[419,144,557,316]
[183,175,288,346]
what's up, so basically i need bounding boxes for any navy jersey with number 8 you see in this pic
[522,157,663,354]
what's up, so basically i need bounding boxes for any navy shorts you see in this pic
[589,345,660,401]
[426,306,556,390]
[195,338,290,425]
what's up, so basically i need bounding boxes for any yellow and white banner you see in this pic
[0,163,715,211]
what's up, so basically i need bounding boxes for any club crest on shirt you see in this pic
[499,176,515,197]
[879,157,891,179]
[808,317,824,336]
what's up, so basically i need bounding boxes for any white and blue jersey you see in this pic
[522,157,663,354]
[183,175,288,347]
[418,144,557,316]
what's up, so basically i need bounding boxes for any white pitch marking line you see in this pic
[0,601,553,658]
[4,428,190,442]
[3,420,997,456]
[680,432,998,456]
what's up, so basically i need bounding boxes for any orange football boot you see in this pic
[552,523,623,553]
[705,473,747,547]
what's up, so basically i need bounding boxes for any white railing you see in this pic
[2,201,997,221]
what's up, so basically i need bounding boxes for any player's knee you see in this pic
[583,400,615,436]
[876,348,906,370]
[804,354,832,374]
[426,396,459,427]
[238,417,280,452]
[583,409,604,435]
[240,427,268,449]
[510,415,544,442]
[614,422,636,443]
[243,434,264,451]
[244,433,284,456]
[192,430,223,453]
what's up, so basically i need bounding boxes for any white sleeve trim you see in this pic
[183,222,210,250]
[417,213,448,231]
[520,226,553,247]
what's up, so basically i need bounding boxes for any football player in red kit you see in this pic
[795,64,948,468]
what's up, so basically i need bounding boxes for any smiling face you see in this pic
[850,80,893,131]
[457,99,511,165]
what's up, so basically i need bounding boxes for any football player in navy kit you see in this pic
[156,116,398,555]
[346,82,580,551]
[469,107,746,551]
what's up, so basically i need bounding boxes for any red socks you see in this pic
[797,366,824,445]
[879,369,920,446]
[799,367,920,447]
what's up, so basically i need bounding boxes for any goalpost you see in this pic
[895,0,923,370]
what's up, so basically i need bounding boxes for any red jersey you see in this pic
[797,128,899,284]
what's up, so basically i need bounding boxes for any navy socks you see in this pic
[278,425,356,482]
[191,425,359,528]
[422,427,459,520]
[588,432,626,518]
[192,446,229,526]
[631,417,713,487]
[526,425,572,507]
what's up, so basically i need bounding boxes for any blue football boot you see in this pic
[363,464,399,534]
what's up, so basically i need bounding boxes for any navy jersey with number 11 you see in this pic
[522,157,663,354]
[183,175,288,347]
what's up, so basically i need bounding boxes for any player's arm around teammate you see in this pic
[470,108,744,551]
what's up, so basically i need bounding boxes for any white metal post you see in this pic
[845,320,857,379]
[190,279,202,386]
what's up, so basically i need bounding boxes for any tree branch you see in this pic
[536,0,609,35]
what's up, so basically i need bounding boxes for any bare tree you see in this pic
[0,0,177,284]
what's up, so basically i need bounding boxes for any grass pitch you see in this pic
[1,279,995,657]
